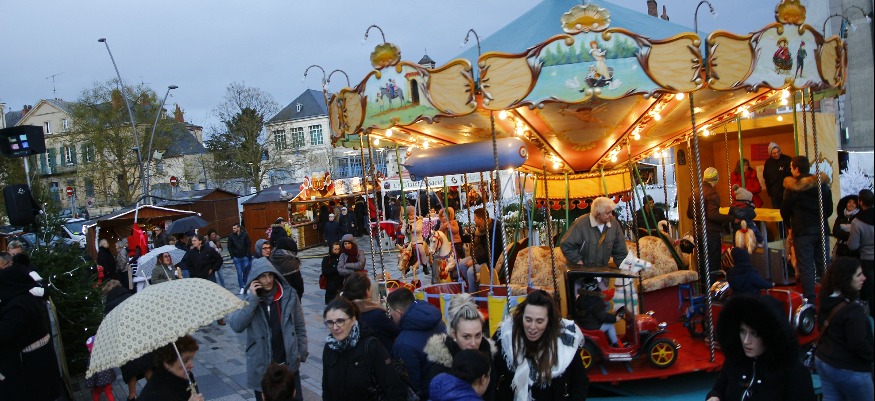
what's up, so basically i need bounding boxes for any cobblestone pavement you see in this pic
[71,236,404,401]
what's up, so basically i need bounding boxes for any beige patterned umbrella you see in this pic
[86,278,245,378]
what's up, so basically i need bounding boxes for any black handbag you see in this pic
[364,337,420,401]
[804,300,847,371]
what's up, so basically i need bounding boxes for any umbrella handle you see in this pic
[172,342,199,395]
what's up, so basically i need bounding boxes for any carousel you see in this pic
[322,0,845,383]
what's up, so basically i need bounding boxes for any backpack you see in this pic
[363,337,420,401]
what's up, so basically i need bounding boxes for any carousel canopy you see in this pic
[328,0,845,198]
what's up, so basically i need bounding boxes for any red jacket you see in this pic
[730,169,764,208]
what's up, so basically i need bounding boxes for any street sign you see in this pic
[66,186,74,197]
[170,176,178,187]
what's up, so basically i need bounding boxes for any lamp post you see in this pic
[98,38,147,214]
[144,85,178,203]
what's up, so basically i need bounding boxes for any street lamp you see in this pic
[823,14,854,37]
[144,84,178,203]
[98,37,147,208]
[694,1,717,34]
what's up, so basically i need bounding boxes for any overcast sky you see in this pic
[1,0,777,134]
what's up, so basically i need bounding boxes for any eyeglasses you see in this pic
[261,246,271,251]
[324,318,349,328]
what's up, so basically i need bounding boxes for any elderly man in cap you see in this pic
[560,196,629,267]
[763,142,793,208]
[687,167,733,289]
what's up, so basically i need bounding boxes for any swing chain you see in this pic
[808,89,828,274]
[724,124,733,203]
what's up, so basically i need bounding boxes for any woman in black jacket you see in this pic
[271,237,303,300]
[322,242,343,303]
[138,335,203,401]
[831,195,859,257]
[706,295,815,401]
[339,273,399,351]
[176,235,223,281]
[322,298,406,401]
[813,257,873,401]
[96,239,118,281]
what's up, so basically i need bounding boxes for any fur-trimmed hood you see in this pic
[424,333,496,368]
[783,171,830,192]
[352,298,384,314]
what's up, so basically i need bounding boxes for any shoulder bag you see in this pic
[803,300,848,371]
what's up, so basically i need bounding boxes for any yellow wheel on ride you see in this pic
[647,338,677,369]
[579,342,598,371]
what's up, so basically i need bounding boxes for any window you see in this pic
[63,146,75,165]
[47,148,57,172]
[63,119,70,131]
[273,130,287,150]
[43,121,51,134]
[309,125,323,145]
[295,103,302,113]
[50,182,60,203]
[290,127,305,148]
[81,143,95,163]
[84,179,95,198]
[156,160,165,175]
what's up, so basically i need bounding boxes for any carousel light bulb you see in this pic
[780,98,789,106]
[374,137,380,145]
[781,89,790,99]
[553,161,561,169]
[633,132,641,140]
[653,113,662,121]
[701,128,710,137]
[498,110,508,120]
[423,140,430,149]
[663,149,671,158]
[386,128,393,137]
[675,93,685,101]
[610,154,618,163]
[741,109,750,118]
[777,115,784,122]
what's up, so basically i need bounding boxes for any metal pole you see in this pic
[145,85,177,204]
[98,38,145,221]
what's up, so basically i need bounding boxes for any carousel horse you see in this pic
[428,230,456,283]
[397,216,430,278]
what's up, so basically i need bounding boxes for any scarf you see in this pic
[326,321,361,352]
[497,317,583,401]
[844,208,859,219]
[343,246,359,263]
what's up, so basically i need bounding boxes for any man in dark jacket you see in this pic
[152,225,171,248]
[763,142,793,208]
[848,189,874,316]
[96,239,118,282]
[338,207,356,237]
[635,195,667,237]
[176,234,226,323]
[269,218,288,247]
[354,198,368,237]
[229,258,307,401]
[781,156,832,303]
[228,224,253,295]
[387,288,446,398]
[270,237,303,300]
[687,167,734,290]
[318,202,330,241]
[323,213,340,246]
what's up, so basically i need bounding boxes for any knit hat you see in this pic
[328,213,335,218]
[703,167,719,183]
[276,217,284,223]
[734,185,753,202]
[721,247,751,268]
[767,142,779,155]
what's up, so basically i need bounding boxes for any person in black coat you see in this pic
[96,239,119,282]
[175,235,223,281]
[271,237,303,300]
[0,256,61,401]
[340,273,399,351]
[355,198,368,237]
[763,142,793,208]
[322,298,406,401]
[723,247,773,296]
[324,213,341,248]
[339,207,356,237]
[102,279,154,400]
[706,295,815,401]
[573,277,628,347]
[322,242,343,304]
[269,218,289,248]
[831,194,859,257]
[138,335,203,401]
[318,202,331,240]
[635,195,667,237]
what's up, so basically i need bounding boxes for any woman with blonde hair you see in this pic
[424,293,497,400]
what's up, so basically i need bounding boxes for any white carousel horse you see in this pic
[428,230,456,283]
[397,217,430,278]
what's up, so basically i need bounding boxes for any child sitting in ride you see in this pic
[573,277,630,347]
[722,247,773,296]
[728,186,764,246]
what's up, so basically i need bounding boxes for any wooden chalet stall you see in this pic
[289,172,371,249]
[85,205,198,260]
[241,183,299,252]
[156,188,240,237]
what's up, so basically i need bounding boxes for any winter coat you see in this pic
[152,232,172,248]
[269,223,288,247]
[706,357,815,401]
[97,247,118,280]
[726,262,772,296]
[729,200,764,243]
[472,219,505,268]
[150,263,176,284]
[560,212,628,267]
[848,207,874,261]
[137,366,193,401]
[270,249,304,300]
[104,285,133,314]
[635,206,667,234]
[0,263,61,401]
[227,229,252,258]
[424,334,497,401]
[322,252,343,304]
[815,296,874,372]
[573,290,618,330]
[429,373,483,401]
[324,221,341,245]
[338,235,366,277]
[354,298,400,352]
[228,258,308,391]
[176,245,223,279]
[322,333,406,401]
[763,154,792,206]
[780,172,833,238]
[731,168,764,208]
[391,300,448,396]
[687,181,733,235]
[339,213,356,236]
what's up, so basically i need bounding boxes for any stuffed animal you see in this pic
[734,220,757,254]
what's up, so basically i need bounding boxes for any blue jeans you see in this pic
[233,256,252,289]
[794,235,829,301]
[815,357,874,401]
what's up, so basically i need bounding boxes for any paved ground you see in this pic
[70,236,402,401]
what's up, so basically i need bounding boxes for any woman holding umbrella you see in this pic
[138,335,204,401]
[151,253,179,284]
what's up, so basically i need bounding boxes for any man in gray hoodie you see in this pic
[229,258,308,401]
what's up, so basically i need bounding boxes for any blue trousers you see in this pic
[815,357,874,401]
[233,256,252,289]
